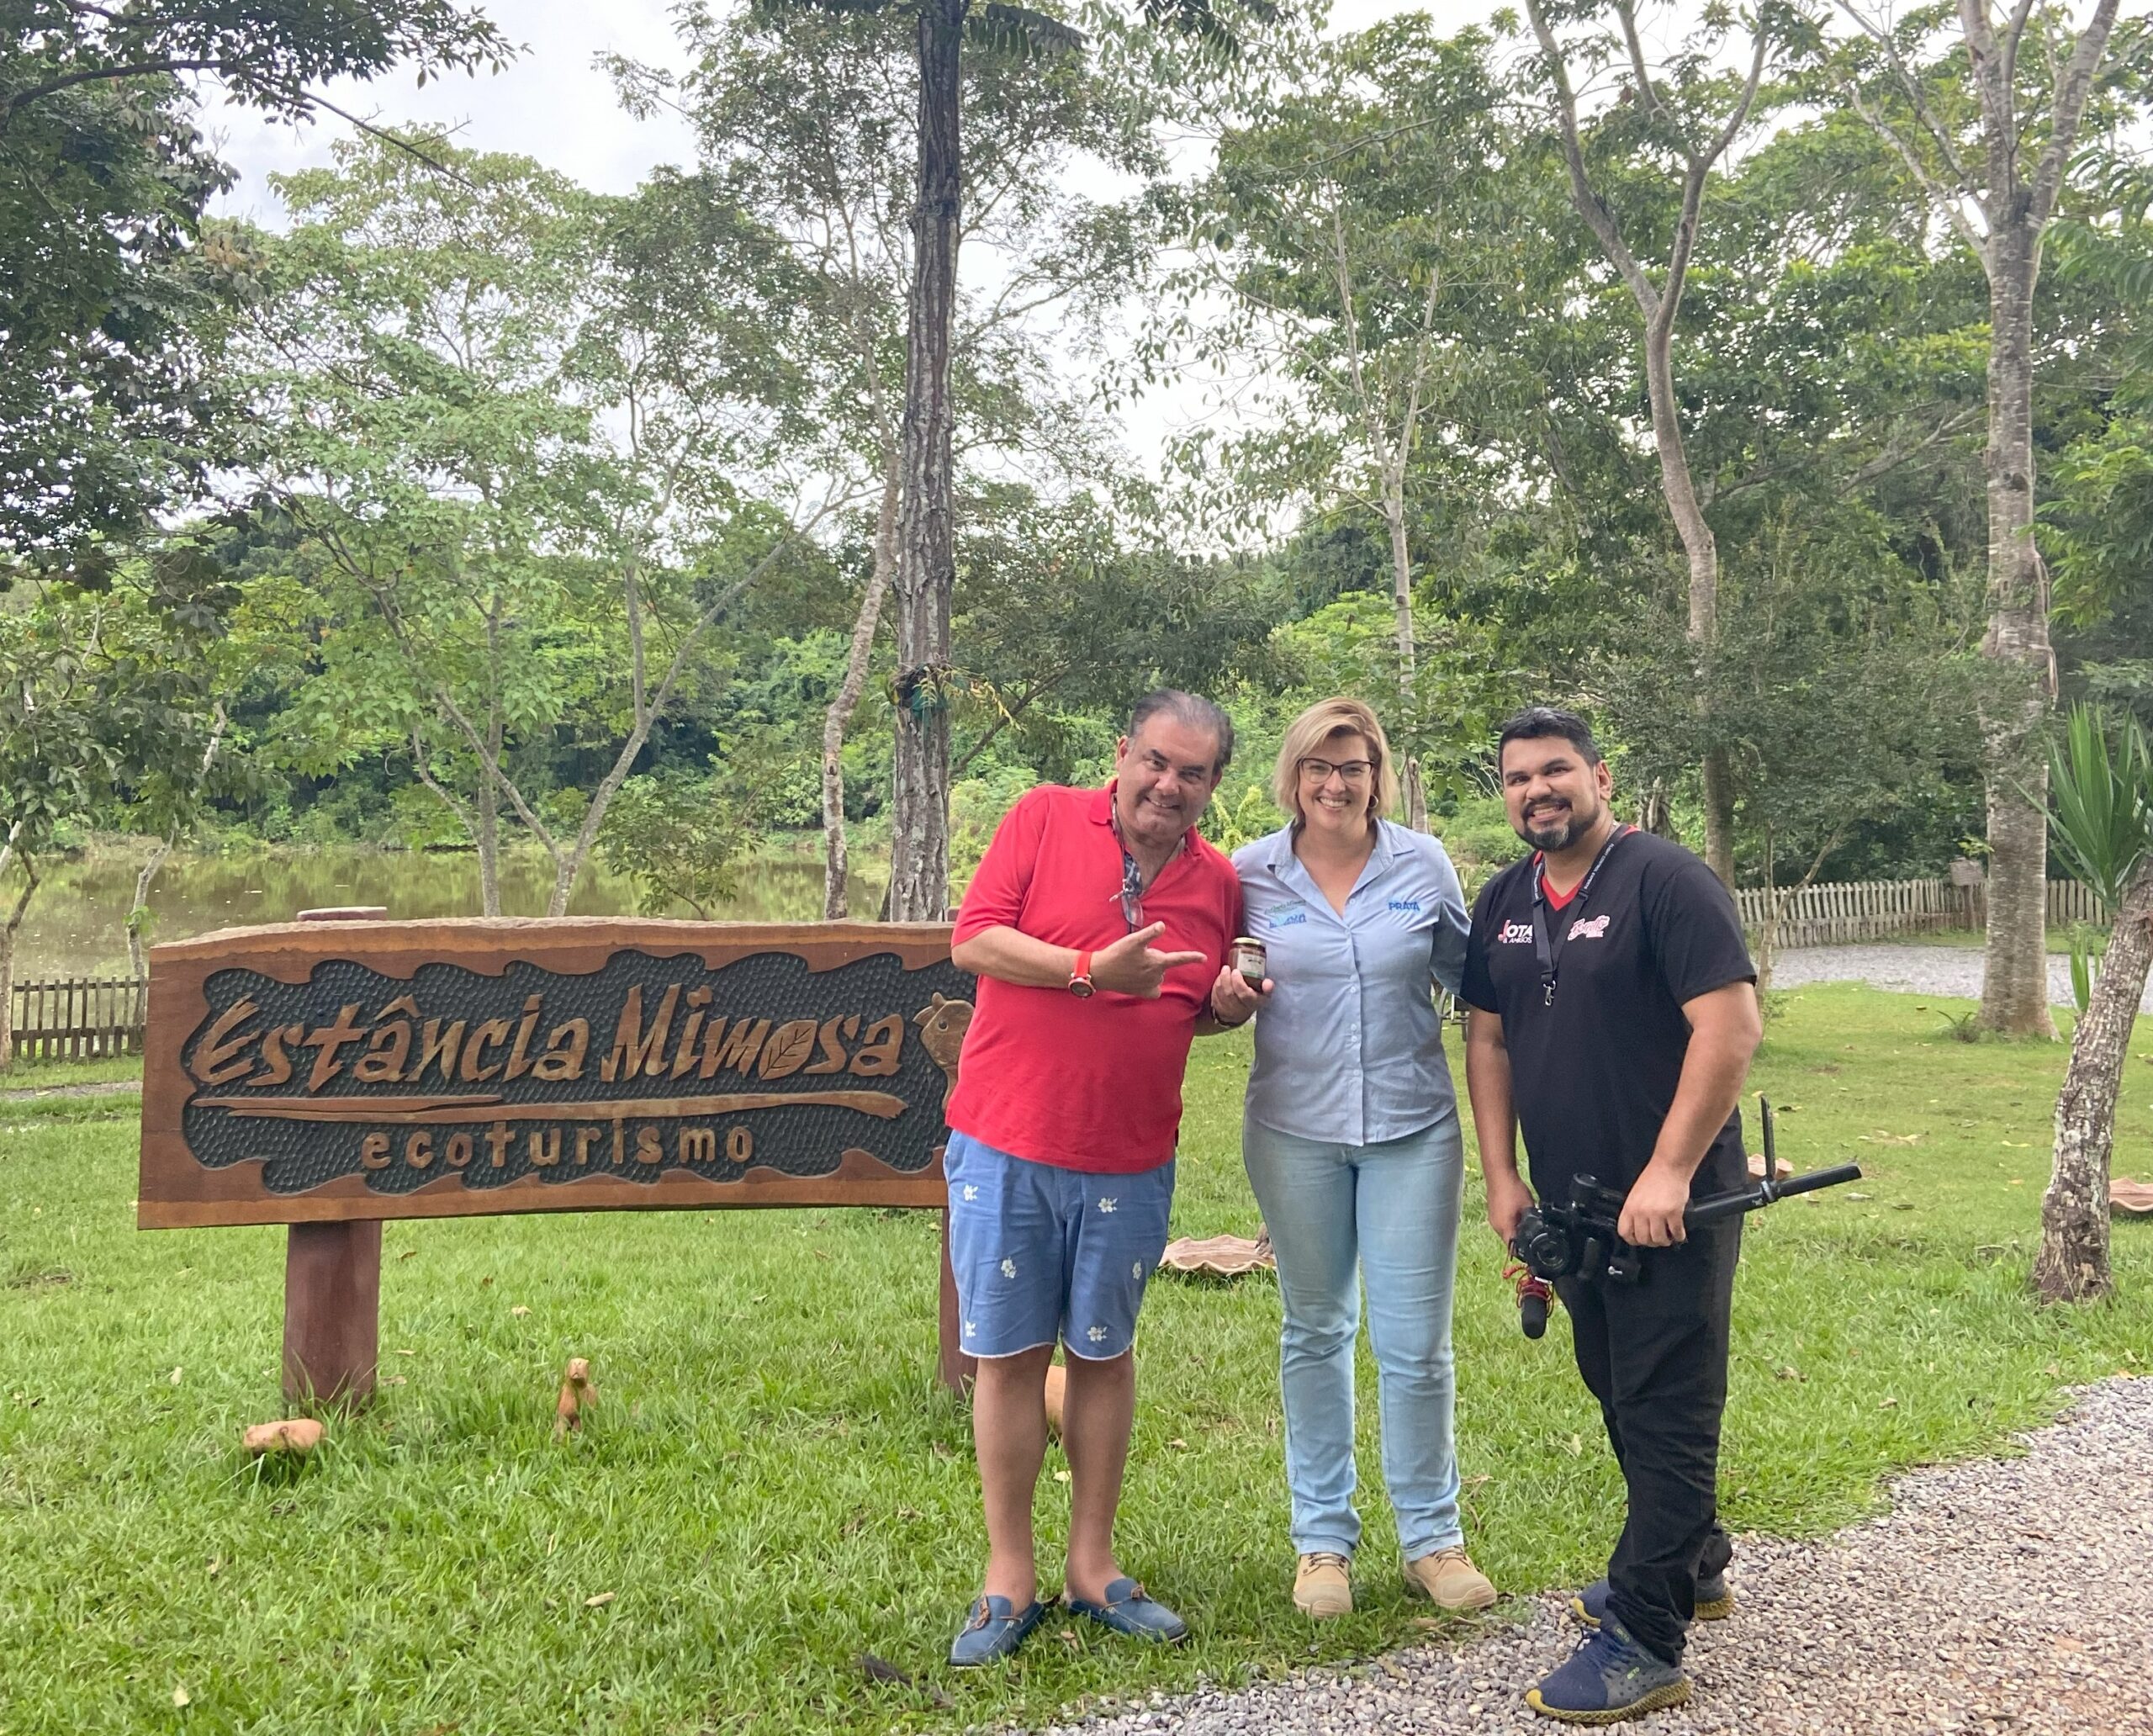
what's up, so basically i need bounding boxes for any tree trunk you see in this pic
[1643,315,1736,887]
[1382,485,1429,831]
[475,767,502,918]
[2034,855,2153,1302]
[0,921,13,1075]
[0,857,38,1074]
[1976,239,2057,1037]
[825,468,900,919]
[886,0,965,924]
[127,835,173,981]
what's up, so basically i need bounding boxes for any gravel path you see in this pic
[1769,944,2153,1013]
[1036,1379,2153,1736]
[0,1079,140,1100]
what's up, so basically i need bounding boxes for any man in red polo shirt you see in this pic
[943,690,1246,1666]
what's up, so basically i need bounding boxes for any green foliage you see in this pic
[1198,780,1282,853]
[0,0,508,557]
[0,564,234,864]
[1605,505,1987,887]
[598,769,767,919]
[2045,703,2153,908]
[2044,705,2153,1017]
[1268,590,1521,805]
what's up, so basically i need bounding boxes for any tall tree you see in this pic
[0,552,231,1065]
[1832,0,2129,1035]
[241,139,839,917]
[747,0,1230,920]
[616,0,1151,916]
[1162,14,1517,829]
[1521,0,1784,887]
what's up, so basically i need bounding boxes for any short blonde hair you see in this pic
[1272,697,1400,826]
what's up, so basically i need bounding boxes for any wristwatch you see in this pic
[1068,950,1096,998]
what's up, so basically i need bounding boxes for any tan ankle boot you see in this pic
[1293,1552,1352,1619]
[1403,1545,1496,1611]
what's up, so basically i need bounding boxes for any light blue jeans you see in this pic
[1241,1115,1466,1562]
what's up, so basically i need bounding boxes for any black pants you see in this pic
[1556,1218,1740,1666]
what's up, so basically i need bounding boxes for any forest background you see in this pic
[4,0,2151,988]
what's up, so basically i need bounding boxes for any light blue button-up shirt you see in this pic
[1231,820,1471,1146]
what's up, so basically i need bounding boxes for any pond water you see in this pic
[12,840,889,980]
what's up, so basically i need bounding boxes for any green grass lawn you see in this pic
[3,985,2149,1734]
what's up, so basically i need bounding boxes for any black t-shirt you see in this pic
[1461,828,1756,1207]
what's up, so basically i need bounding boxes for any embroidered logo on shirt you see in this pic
[1568,914,1612,941]
[1498,919,1534,945]
[1271,908,1309,928]
[1388,898,1421,913]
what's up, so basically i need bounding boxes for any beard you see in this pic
[1518,795,1596,852]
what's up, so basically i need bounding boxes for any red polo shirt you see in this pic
[948,782,1240,1173]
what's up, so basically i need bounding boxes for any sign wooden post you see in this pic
[280,907,389,1405]
[140,918,976,1399]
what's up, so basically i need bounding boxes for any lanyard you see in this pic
[1529,824,1632,1006]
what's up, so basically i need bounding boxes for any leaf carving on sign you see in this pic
[758,1019,821,1081]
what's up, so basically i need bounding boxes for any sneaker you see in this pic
[1526,1617,1690,1723]
[1293,1552,1352,1619]
[1402,1545,1498,1611]
[1569,1570,1732,1629]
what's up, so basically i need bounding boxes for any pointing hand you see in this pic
[1091,922,1206,999]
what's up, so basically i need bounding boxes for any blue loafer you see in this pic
[1067,1577,1188,1644]
[949,1593,1053,1667]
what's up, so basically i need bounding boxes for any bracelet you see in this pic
[1213,1006,1253,1029]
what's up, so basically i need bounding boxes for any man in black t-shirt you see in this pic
[1462,707,1761,1726]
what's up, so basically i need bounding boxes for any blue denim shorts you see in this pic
[944,1130,1176,1361]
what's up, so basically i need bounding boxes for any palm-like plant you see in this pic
[2035,704,2153,1302]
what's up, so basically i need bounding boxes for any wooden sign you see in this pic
[140,919,974,1229]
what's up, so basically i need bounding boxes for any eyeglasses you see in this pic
[1299,757,1374,785]
[1114,852,1146,930]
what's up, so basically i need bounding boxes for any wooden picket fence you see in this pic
[6,976,150,1061]
[1735,877,2108,949]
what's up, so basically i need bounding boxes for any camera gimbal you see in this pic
[1507,1100,1861,1338]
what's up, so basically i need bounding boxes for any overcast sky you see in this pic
[208,0,1501,216]
[203,0,1505,470]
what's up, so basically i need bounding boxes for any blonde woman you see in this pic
[1210,698,1494,1619]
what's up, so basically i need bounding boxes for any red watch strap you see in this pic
[1072,949,1094,986]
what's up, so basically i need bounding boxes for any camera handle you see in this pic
[1683,1162,1864,1227]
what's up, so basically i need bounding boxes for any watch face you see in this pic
[1069,977,1095,998]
